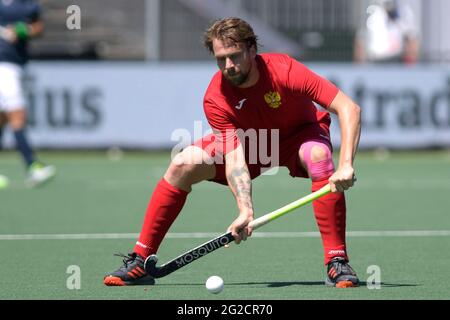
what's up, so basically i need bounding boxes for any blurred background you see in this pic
[1,0,449,151]
[29,0,449,63]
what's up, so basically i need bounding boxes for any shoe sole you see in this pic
[103,275,155,286]
[336,280,358,288]
[104,276,126,286]
[325,277,359,288]
[26,169,56,188]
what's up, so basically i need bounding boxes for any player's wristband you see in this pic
[14,22,30,40]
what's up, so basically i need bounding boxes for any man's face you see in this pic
[212,38,255,87]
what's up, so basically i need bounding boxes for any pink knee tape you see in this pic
[300,141,335,181]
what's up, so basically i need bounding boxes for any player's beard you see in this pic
[224,67,250,87]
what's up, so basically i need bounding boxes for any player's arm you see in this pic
[204,98,254,243]
[287,58,361,192]
[224,143,254,244]
[26,2,44,38]
[403,35,419,64]
[2,6,43,43]
[353,32,366,63]
[327,90,361,193]
[27,20,44,38]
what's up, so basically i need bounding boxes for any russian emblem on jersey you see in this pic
[264,91,281,109]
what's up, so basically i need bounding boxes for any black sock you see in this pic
[13,129,35,167]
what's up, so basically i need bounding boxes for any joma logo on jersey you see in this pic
[264,91,281,109]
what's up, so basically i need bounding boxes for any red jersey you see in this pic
[203,53,339,154]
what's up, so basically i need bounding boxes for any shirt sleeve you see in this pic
[203,98,240,155]
[287,58,339,108]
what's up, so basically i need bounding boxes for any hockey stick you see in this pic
[144,184,331,278]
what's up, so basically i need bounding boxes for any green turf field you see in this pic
[0,150,449,300]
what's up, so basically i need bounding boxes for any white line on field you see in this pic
[84,178,450,190]
[0,230,449,240]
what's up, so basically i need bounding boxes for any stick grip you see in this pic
[249,184,331,230]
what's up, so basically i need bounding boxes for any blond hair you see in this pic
[203,17,259,54]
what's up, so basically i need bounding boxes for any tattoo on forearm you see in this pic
[227,166,253,211]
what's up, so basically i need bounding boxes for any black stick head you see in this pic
[144,254,158,275]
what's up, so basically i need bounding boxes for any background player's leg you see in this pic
[299,141,348,264]
[7,109,35,167]
[7,108,56,187]
[133,146,216,259]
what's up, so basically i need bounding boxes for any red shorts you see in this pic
[193,123,332,185]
